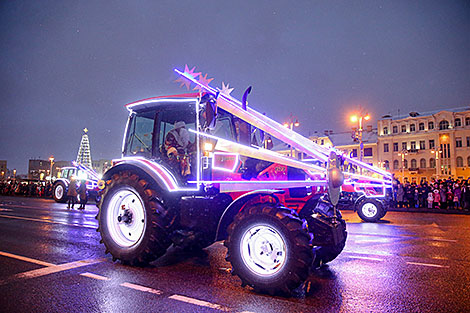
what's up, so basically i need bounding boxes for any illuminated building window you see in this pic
[402,142,407,150]
[456,157,463,167]
[411,159,417,169]
[410,124,416,132]
[428,121,434,130]
[456,137,462,148]
[393,126,398,134]
[410,141,416,151]
[467,137,470,147]
[429,139,435,149]
[418,123,425,131]
[393,142,398,152]
[383,127,388,135]
[468,156,470,167]
[401,125,407,133]
[393,160,399,169]
[384,143,389,153]
[429,158,436,168]
[364,148,373,157]
[466,117,470,126]
[403,159,408,169]
[455,118,462,127]
[439,120,449,130]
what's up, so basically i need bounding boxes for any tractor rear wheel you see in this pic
[357,199,384,222]
[97,171,173,265]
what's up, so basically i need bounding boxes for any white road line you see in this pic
[350,232,458,243]
[169,294,225,311]
[0,258,104,286]
[0,213,96,229]
[0,251,55,267]
[120,282,162,295]
[406,261,449,268]
[348,256,385,262]
[81,272,110,281]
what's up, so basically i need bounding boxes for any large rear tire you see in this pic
[97,171,173,265]
[357,199,384,222]
[225,204,313,296]
[53,182,67,203]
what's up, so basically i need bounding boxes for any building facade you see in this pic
[28,159,52,180]
[377,108,470,183]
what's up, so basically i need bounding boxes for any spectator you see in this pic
[427,191,434,209]
[67,178,78,209]
[433,189,441,209]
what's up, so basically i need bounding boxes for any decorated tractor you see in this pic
[96,66,392,295]
[52,162,100,203]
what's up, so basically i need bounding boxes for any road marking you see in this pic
[0,213,96,229]
[0,258,104,286]
[0,251,55,267]
[120,282,162,295]
[343,250,393,256]
[406,261,449,268]
[348,256,384,262]
[350,232,458,243]
[80,272,110,281]
[169,294,225,310]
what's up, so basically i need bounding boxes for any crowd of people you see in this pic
[0,179,54,198]
[394,178,470,211]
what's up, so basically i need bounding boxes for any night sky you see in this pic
[1,1,469,174]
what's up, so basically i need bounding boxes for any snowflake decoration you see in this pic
[220,82,234,96]
[174,64,201,90]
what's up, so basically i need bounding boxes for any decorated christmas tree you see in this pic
[76,128,92,168]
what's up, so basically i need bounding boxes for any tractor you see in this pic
[96,66,392,295]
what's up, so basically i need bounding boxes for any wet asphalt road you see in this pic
[0,195,469,313]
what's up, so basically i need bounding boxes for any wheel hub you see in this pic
[362,203,378,218]
[118,208,133,224]
[240,224,287,276]
[106,189,146,248]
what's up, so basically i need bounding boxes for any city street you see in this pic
[0,196,469,313]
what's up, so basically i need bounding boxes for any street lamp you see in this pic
[283,114,300,157]
[350,111,371,173]
[398,149,408,183]
[430,149,442,179]
[49,156,54,182]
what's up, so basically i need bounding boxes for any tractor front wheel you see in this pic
[225,204,313,296]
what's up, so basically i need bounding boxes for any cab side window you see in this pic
[125,111,155,158]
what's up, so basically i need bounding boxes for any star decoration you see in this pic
[220,82,234,96]
[174,64,201,90]
[83,128,88,133]
[194,73,214,91]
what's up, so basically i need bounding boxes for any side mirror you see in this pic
[200,94,217,130]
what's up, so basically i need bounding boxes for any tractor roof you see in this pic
[125,93,201,112]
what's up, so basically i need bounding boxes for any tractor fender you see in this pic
[354,195,385,210]
[214,189,283,241]
[54,178,70,188]
[101,157,181,193]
